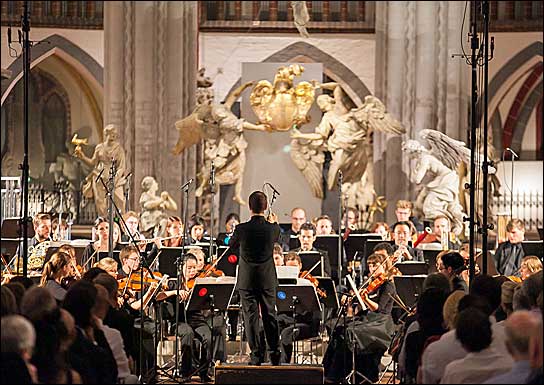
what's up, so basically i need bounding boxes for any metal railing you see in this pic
[490,190,543,231]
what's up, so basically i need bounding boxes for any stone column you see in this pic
[374,1,469,223]
[104,1,198,215]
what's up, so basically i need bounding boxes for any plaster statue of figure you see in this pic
[48,153,79,219]
[291,1,310,38]
[402,129,470,235]
[172,81,271,205]
[139,176,178,233]
[74,124,127,217]
[197,67,213,88]
[290,82,405,209]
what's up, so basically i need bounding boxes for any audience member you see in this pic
[1,315,37,383]
[437,251,467,293]
[1,285,17,317]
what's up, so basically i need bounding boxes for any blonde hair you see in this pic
[58,244,76,259]
[120,245,140,263]
[443,290,465,329]
[39,251,71,287]
[506,219,525,232]
[94,257,118,273]
[521,255,543,275]
[396,200,413,210]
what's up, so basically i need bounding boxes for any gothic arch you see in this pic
[225,41,371,107]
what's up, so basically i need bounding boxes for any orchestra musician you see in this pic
[292,222,331,278]
[146,216,184,264]
[342,207,359,232]
[370,222,390,241]
[393,200,423,233]
[324,252,397,383]
[494,219,527,277]
[94,257,119,278]
[30,213,53,247]
[167,253,213,383]
[189,215,208,244]
[315,215,334,236]
[278,252,321,363]
[58,244,82,289]
[81,217,122,268]
[217,213,240,246]
[519,255,542,281]
[391,221,424,262]
[228,191,281,366]
[52,217,69,241]
[121,211,147,252]
[39,251,73,303]
[427,215,460,250]
[280,207,307,251]
[273,243,285,266]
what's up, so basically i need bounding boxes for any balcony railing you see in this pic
[199,1,375,33]
[484,1,542,32]
[1,1,103,30]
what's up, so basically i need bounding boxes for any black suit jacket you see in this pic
[229,215,281,290]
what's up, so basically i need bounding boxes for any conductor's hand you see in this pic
[267,213,278,224]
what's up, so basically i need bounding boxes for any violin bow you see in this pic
[300,260,321,279]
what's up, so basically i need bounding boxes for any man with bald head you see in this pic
[483,310,541,384]
[280,207,307,251]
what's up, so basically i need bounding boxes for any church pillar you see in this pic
[104,1,198,215]
[374,1,469,223]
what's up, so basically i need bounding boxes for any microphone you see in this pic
[266,182,280,196]
[95,168,105,182]
[505,147,519,159]
[210,162,215,186]
[7,28,12,44]
[180,178,194,190]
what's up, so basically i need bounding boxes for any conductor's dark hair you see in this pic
[249,191,268,213]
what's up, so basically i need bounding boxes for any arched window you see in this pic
[42,93,67,163]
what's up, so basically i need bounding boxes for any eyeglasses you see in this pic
[128,257,139,262]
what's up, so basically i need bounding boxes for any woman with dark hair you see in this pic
[63,280,118,384]
[81,217,122,268]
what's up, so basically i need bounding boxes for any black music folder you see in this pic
[298,251,324,277]
[522,241,543,259]
[344,233,382,262]
[275,283,322,313]
[393,275,426,309]
[215,246,239,277]
[157,247,184,277]
[185,278,235,312]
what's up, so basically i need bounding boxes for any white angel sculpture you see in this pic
[290,82,405,209]
[172,81,271,205]
[402,129,469,235]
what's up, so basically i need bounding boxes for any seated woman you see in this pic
[324,252,396,383]
[39,251,73,303]
[81,217,122,268]
[519,255,542,281]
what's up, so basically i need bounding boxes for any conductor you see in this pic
[229,191,281,366]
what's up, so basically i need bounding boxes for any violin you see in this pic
[118,269,164,291]
[359,272,387,297]
[299,270,327,298]
[200,264,224,278]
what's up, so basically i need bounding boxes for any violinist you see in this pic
[372,242,402,279]
[39,251,72,303]
[273,243,285,266]
[58,244,83,289]
[164,253,212,383]
[188,247,207,272]
[278,252,322,363]
[117,245,141,279]
[94,257,119,278]
[324,252,397,383]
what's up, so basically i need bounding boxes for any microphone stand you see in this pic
[209,162,216,262]
[337,171,344,285]
[107,159,117,259]
[97,170,152,382]
[172,178,193,379]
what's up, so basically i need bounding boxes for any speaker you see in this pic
[214,364,324,384]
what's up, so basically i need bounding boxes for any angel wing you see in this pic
[350,95,405,136]
[290,138,325,199]
[291,1,310,38]
[249,80,275,125]
[172,109,205,155]
[418,129,471,170]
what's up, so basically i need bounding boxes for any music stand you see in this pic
[1,218,35,259]
[317,277,339,309]
[215,246,239,277]
[314,235,341,281]
[396,262,429,276]
[421,249,441,274]
[157,247,184,277]
[522,241,543,259]
[393,275,426,309]
[344,234,382,262]
[98,251,121,266]
[298,251,324,277]
[276,282,322,313]
[289,235,300,250]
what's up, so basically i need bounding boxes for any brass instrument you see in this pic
[71,134,88,155]
[26,240,51,271]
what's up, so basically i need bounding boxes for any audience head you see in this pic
[501,280,519,317]
[273,243,284,266]
[395,200,413,222]
[315,215,333,235]
[442,290,465,330]
[1,315,36,360]
[456,308,492,353]
[93,273,119,309]
[520,255,542,281]
[63,279,98,328]
[528,318,543,370]
[8,276,35,290]
[416,287,449,333]
[290,207,307,233]
[504,310,541,360]
[506,219,525,244]
[82,266,107,281]
[1,285,17,317]
[422,272,452,294]
[93,284,112,320]
[20,287,57,322]
[298,222,317,251]
[4,282,25,313]
[470,274,502,316]
[249,191,268,214]
[520,270,543,309]
[392,221,412,246]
